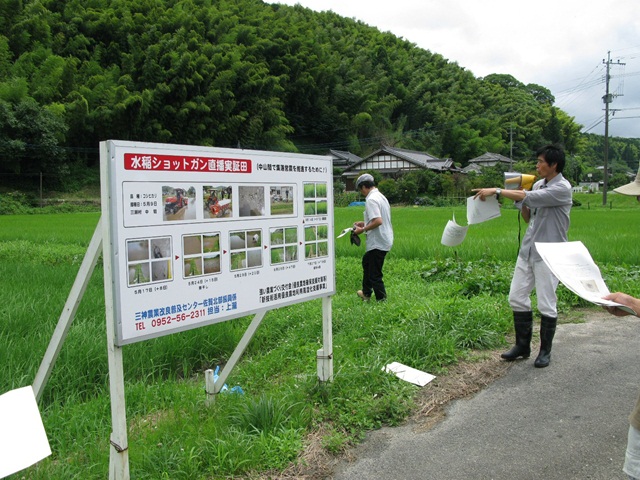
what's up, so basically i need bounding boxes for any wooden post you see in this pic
[101,148,130,479]
[212,310,266,394]
[33,218,103,402]
[317,296,333,382]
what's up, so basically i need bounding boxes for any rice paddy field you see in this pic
[0,192,638,479]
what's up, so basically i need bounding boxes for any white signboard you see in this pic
[101,140,335,345]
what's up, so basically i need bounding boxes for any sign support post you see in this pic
[317,296,333,382]
[33,218,103,402]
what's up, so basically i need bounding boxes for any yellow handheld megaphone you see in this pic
[504,172,536,191]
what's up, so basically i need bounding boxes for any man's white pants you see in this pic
[508,256,559,318]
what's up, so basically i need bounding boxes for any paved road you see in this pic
[332,313,640,480]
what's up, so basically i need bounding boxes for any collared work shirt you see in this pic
[363,188,393,252]
[518,173,572,263]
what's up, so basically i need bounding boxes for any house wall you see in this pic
[351,154,418,172]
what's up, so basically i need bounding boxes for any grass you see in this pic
[1,196,639,479]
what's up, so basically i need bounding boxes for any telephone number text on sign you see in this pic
[125,153,252,173]
[150,309,205,328]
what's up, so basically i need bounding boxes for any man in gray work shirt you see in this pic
[473,144,572,368]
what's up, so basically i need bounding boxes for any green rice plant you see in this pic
[303,200,315,215]
[303,183,315,198]
[316,183,327,197]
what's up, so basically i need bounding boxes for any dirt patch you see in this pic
[410,350,512,433]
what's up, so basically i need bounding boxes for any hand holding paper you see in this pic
[535,241,637,315]
[466,195,501,225]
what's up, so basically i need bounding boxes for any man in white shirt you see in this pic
[352,173,394,302]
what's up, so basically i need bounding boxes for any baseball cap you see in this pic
[355,173,374,190]
[613,165,640,196]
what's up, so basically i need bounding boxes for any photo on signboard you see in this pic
[203,185,233,219]
[182,233,221,277]
[238,186,265,217]
[303,182,328,216]
[270,226,299,264]
[126,237,173,285]
[229,229,263,270]
[304,225,329,260]
[162,185,196,221]
[184,256,203,277]
[127,239,149,262]
[183,234,202,256]
[269,185,294,215]
[203,234,221,274]
[150,237,172,281]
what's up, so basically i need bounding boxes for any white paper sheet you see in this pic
[336,227,353,238]
[0,386,51,479]
[466,195,501,225]
[441,213,468,247]
[535,241,637,315]
[383,362,436,387]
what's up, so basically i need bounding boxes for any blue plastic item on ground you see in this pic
[348,201,365,206]
[213,366,244,394]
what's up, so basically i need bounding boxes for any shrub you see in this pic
[0,191,34,214]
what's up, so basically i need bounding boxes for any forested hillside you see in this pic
[0,0,638,192]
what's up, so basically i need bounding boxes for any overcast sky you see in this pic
[275,0,640,139]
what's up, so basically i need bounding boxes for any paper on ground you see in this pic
[535,241,636,315]
[466,195,501,225]
[0,386,51,479]
[384,362,436,387]
[441,213,468,247]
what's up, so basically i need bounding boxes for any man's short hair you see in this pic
[536,144,566,173]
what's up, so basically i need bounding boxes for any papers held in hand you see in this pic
[535,241,637,315]
[440,197,500,247]
[336,227,360,246]
[336,227,353,238]
[466,194,501,225]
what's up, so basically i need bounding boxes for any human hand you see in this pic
[472,188,496,201]
[602,292,640,317]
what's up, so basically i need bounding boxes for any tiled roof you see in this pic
[345,145,454,172]
[329,149,361,165]
[468,152,513,165]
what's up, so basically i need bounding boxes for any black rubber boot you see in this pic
[501,311,533,361]
[534,315,557,368]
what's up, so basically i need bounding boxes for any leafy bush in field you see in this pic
[601,265,640,297]
[0,191,34,214]
[0,190,100,215]
[421,258,512,297]
[334,191,361,207]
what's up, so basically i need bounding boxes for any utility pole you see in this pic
[602,51,625,205]
[509,126,514,171]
